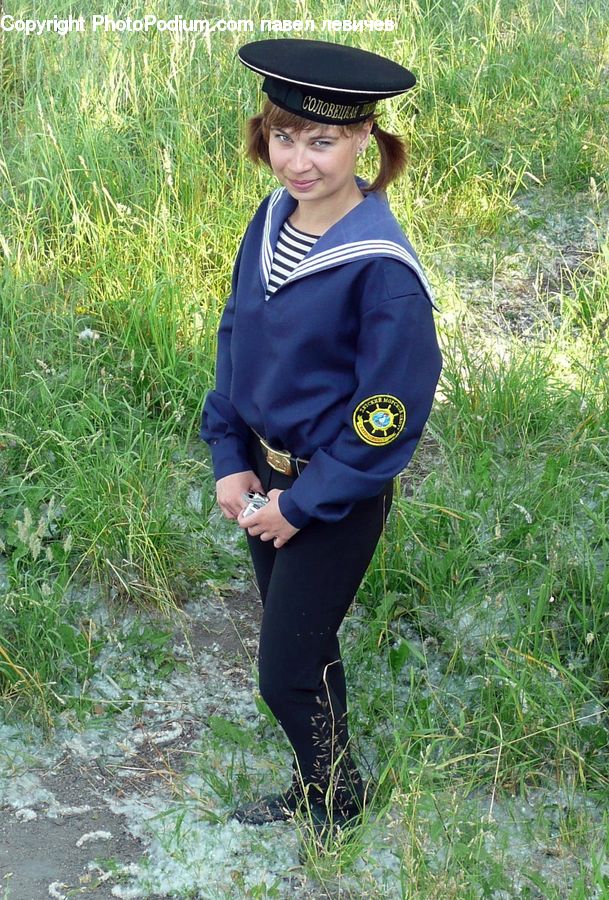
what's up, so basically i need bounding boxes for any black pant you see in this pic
[245,430,393,814]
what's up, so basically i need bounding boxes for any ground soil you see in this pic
[0,586,264,900]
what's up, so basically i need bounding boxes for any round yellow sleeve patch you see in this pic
[352,394,406,446]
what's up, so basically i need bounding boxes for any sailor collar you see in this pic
[260,176,436,306]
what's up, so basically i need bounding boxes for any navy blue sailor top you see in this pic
[200,177,443,530]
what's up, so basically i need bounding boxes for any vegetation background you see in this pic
[0,0,608,896]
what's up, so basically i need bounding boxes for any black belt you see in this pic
[252,429,309,478]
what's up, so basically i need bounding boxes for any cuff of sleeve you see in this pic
[208,435,252,480]
[278,490,313,530]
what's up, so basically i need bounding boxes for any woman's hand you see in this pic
[237,488,300,549]
[216,470,265,520]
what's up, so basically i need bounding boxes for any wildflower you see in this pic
[78,328,100,341]
[46,496,56,520]
[513,502,533,524]
[586,633,594,645]
[161,146,174,188]
[45,121,59,149]
[35,513,47,540]
[36,358,55,374]
[159,202,170,224]
[16,507,33,544]
[29,534,42,561]
[518,690,529,713]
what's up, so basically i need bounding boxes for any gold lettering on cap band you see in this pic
[302,95,376,120]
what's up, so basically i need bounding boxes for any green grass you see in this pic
[1,0,608,895]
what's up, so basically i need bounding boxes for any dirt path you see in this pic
[0,585,287,900]
[0,756,147,899]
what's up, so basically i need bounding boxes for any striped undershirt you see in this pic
[265,218,320,299]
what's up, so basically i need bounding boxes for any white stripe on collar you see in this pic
[284,240,433,297]
[260,187,436,306]
[261,187,285,287]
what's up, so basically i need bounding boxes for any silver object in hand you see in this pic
[241,490,270,518]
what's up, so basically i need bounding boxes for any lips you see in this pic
[289,179,318,189]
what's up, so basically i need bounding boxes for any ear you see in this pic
[358,120,374,152]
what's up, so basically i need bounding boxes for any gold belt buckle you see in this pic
[266,447,293,476]
[257,433,293,476]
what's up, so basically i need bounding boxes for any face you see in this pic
[267,121,372,205]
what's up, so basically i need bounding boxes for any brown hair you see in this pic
[245,100,408,194]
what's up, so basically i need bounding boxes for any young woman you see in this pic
[200,38,442,842]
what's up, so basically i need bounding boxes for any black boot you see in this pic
[297,800,364,864]
[296,762,370,863]
[231,784,302,824]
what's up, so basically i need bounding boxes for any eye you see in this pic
[312,139,333,148]
[272,132,292,143]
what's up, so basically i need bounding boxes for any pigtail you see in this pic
[362,120,409,194]
[245,113,271,167]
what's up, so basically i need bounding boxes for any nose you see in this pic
[288,143,313,175]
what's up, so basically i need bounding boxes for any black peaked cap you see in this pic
[238,39,416,124]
